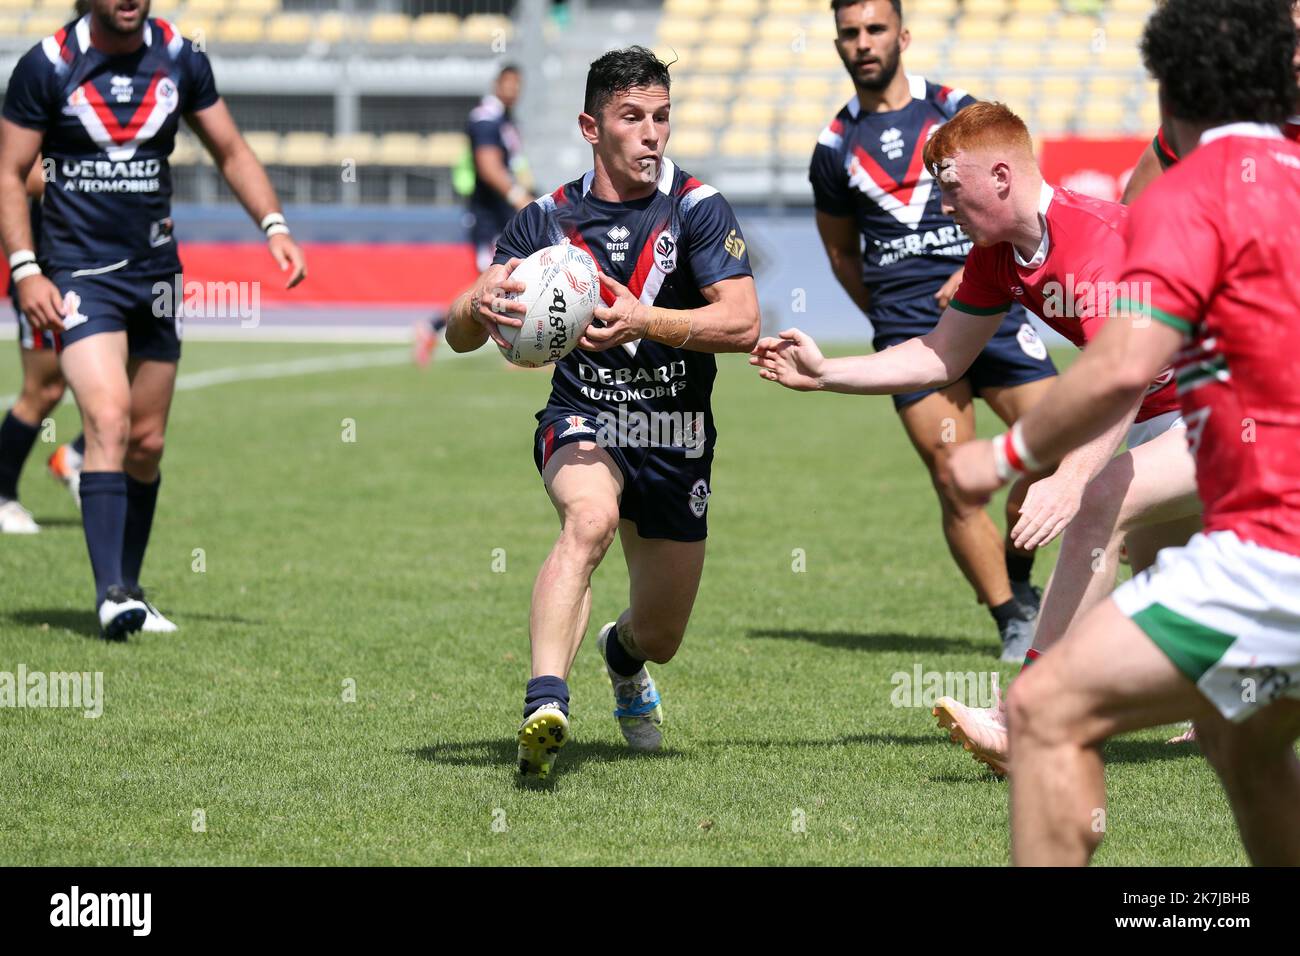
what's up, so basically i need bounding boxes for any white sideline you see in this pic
[0,346,438,407]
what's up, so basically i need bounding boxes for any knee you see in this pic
[1007,664,1072,747]
[20,379,65,418]
[559,503,619,565]
[83,405,130,451]
[127,428,165,468]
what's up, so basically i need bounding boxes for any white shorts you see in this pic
[1112,530,1300,720]
[1126,409,1184,449]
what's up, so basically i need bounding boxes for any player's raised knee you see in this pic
[630,622,686,664]
[127,429,166,469]
[559,502,619,558]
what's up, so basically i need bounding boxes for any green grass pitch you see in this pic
[0,341,1245,865]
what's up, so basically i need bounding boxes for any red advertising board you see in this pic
[1039,136,1151,202]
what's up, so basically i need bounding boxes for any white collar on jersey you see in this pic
[1200,121,1286,145]
[74,15,91,51]
[580,156,677,198]
[1014,181,1055,269]
[844,74,927,119]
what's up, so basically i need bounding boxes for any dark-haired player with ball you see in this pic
[445,46,760,780]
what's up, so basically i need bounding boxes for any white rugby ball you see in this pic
[494,243,601,368]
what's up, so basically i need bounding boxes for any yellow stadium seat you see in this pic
[1080,100,1126,131]
[794,42,841,71]
[716,0,760,14]
[375,133,426,166]
[22,15,64,36]
[704,18,754,44]
[658,15,701,46]
[316,12,347,43]
[428,133,468,167]
[719,129,772,158]
[695,45,745,72]
[744,74,789,100]
[996,41,1043,68]
[1049,43,1095,68]
[903,44,941,73]
[964,0,1010,17]
[949,45,995,70]
[732,100,777,126]
[0,0,29,11]
[675,100,728,126]
[367,13,411,43]
[1110,0,1154,13]
[1101,15,1145,43]
[765,0,820,13]
[279,132,330,166]
[1011,0,1056,13]
[0,15,19,37]
[461,14,512,45]
[904,15,951,39]
[675,74,736,101]
[266,13,312,43]
[34,0,73,10]
[777,127,820,157]
[1088,74,1137,100]
[791,75,831,100]
[412,13,460,43]
[1096,45,1141,70]
[215,15,265,43]
[911,0,958,16]
[955,18,1004,43]
[995,85,1034,118]
[1056,15,1100,43]
[1138,96,1159,129]
[1004,16,1049,41]
[747,43,797,71]
[782,101,834,127]
[664,0,708,12]
[758,14,804,41]
[183,0,230,15]
[329,133,377,165]
[230,0,278,13]
[668,127,715,160]
[1038,75,1082,101]
[241,131,282,165]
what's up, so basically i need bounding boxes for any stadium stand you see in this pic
[0,0,1160,205]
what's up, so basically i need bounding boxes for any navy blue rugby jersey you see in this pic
[809,74,978,301]
[493,158,753,440]
[2,16,219,274]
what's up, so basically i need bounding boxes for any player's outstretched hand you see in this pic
[269,233,308,289]
[15,273,66,333]
[581,272,647,351]
[939,439,1003,510]
[749,328,825,391]
[468,258,527,349]
[1011,472,1083,550]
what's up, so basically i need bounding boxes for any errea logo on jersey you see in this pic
[605,225,630,263]
[110,75,133,103]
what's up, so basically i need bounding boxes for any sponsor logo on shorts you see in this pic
[61,291,88,330]
[688,478,710,518]
[1016,323,1048,361]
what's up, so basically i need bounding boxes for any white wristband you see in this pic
[992,432,1018,483]
[10,262,42,282]
[260,212,286,231]
[1009,421,1043,472]
[8,249,37,269]
[265,223,291,238]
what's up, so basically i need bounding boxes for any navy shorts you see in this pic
[533,409,713,543]
[870,298,1057,411]
[47,267,182,362]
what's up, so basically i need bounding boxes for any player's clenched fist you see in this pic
[939,439,1004,509]
[749,328,826,391]
[581,272,647,351]
[468,257,527,349]
[14,273,66,333]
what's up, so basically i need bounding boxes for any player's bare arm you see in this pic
[1009,397,1139,550]
[446,257,528,352]
[814,211,872,315]
[475,146,530,212]
[580,273,760,353]
[0,118,63,333]
[750,305,1005,394]
[1121,142,1165,205]
[186,100,307,289]
[946,312,1185,505]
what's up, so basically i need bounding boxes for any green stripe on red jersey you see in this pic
[949,297,1012,317]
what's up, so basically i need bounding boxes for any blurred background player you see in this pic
[0,147,84,533]
[945,0,1300,865]
[445,46,760,780]
[414,64,534,367]
[0,0,306,638]
[810,0,1059,662]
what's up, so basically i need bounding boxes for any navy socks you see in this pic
[0,410,40,501]
[523,676,570,719]
[122,473,161,592]
[604,622,646,677]
[79,472,128,605]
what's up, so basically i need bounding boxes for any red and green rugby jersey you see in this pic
[949,184,1178,422]
[1121,123,1300,558]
